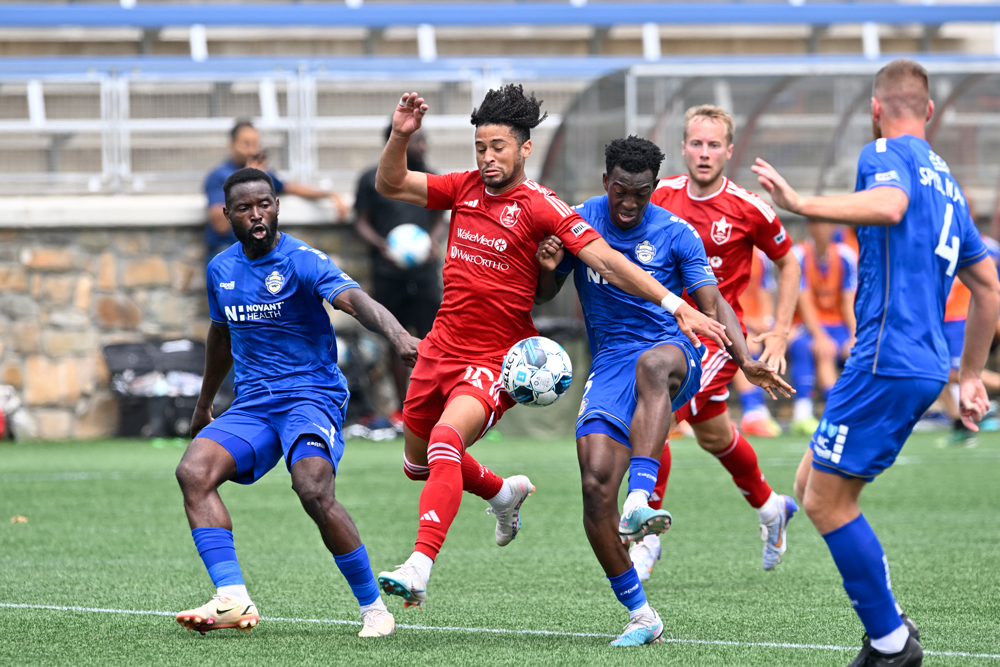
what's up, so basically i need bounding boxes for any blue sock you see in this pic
[789,334,816,398]
[192,527,245,588]
[822,514,903,639]
[739,387,766,414]
[628,456,659,497]
[607,568,647,612]
[333,545,380,608]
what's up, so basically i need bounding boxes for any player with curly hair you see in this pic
[373,85,729,611]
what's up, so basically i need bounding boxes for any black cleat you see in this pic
[847,615,921,667]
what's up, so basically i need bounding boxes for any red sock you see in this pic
[714,426,773,508]
[649,440,672,511]
[414,424,465,560]
[461,452,504,500]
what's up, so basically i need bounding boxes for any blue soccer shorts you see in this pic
[810,368,944,482]
[197,388,348,485]
[576,339,702,449]
[943,320,966,371]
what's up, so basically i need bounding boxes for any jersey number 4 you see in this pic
[934,203,959,277]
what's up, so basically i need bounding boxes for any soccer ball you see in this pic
[501,336,573,407]
[385,223,432,269]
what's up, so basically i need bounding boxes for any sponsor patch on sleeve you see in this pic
[874,170,899,183]
[339,273,352,281]
[570,221,591,237]
[773,226,787,245]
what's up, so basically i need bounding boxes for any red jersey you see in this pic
[425,170,602,358]
[651,175,792,327]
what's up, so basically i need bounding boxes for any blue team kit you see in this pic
[811,135,988,480]
[200,233,361,483]
[557,196,717,448]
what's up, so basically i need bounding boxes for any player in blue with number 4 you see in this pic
[753,60,1000,667]
[174,168,420,639]
[536,137,791,646]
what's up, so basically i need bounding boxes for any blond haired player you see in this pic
[630,105,801,581]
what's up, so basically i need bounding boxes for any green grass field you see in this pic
[2,431,999,666]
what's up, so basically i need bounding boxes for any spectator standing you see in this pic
[354,128,446,429]
[204,120,347,259]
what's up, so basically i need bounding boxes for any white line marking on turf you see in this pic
[2,603,998,659]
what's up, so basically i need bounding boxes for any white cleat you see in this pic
[377,564,427,609]
[175,594,259,635]
[760,494,798,571]
[486,475,535,546]
[609,607,665,647]
[358,608,396,637]
[630,537,661,582]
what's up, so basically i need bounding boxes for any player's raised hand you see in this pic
[392,92,429,137]
[536,235,564,272]
[741,359,794,400]
[674,301,731,350]
[393,332,421,368]
[752,330,788,375]
[751,158,801,215]
[959,376,989,431]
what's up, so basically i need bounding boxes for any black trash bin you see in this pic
[104,339,208,438]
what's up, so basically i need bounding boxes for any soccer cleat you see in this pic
[175,594,259,635]
[485,475,535,546]
[847,616,921,667]
[740,411,782,437]
[619,505,672,545]
[629,538,661,582]
[760,494,798,570]
[609,608,665,647]
[377,565,427,609]
[358,608,396,637]
[791,416,820,437]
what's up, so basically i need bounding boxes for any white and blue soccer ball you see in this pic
[501,336,573,407]
[385,223,432,269]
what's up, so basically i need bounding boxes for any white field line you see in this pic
[1,603,998,659]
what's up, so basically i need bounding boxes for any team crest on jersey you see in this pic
[711,216,732,244]
[499,202,522,228]
[264,270,284,294]
[635,240,657,264]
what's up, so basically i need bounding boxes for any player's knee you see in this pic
[696,428,730,453]
[175,454,208,493]
[580,471,616,516]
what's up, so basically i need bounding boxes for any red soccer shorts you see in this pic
[402,336,516,442]
[673,337,737,425]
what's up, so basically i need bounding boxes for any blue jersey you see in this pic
[556,196,717,354]
[207,233,360,398]
[848,135,988,382]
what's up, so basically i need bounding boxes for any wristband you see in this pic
[660,292,683,314]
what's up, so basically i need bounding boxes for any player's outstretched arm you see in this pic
[375,92,430,206]
[535,235,568,304]
[957,257,1000,429]
[690,284,793,400]
[753,250,800,374]
[752,158,909,226]
[576,237,730,349]
[191,323,234,438]
[333,287,421,366]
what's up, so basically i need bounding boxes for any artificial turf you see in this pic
[1,431,998,666]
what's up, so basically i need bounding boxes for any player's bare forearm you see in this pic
[535,235,566,304]
[333,287,420,366]
[771,251,800,336]
[193,323,233,436]
[354,213,387,252]
[797,290,825,339]
[958,258,1000,382]
[753,158,908,226]
[690,285,750,366]
[375,93,430,206]
[535,270,567,305]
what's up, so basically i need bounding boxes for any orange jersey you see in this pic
[793,241,857,327]
[944,278,971,322]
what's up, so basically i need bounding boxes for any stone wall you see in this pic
[0,219,370,441]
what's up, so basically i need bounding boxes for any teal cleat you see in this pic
[619,505,672,545]
[377,565,427,609]
[609,608,665,647]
